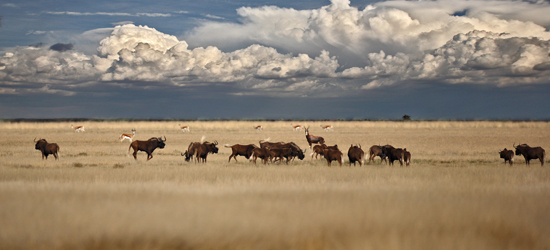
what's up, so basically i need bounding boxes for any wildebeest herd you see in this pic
[33,124,546,167]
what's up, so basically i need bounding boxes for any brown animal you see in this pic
[348,144,365,166]
[403,149,411,166]
[368,145,387,164]
[499,148,514,166]
[119,129,136,142]
[181,142,201,162]
[291,124,303,131]
[323,146,343,167]
[514,143,545,166]
[250,147,271,165]
[320,124,333,131]
[178,124,190,132]
[225,144,258,163]
[71,125,85,132]
[194,141,219,163]
[305,126,325,149]
[385,145,404,166]
[128,136,166,160]
[259,138,284,149]
[311,144,328,159]
[34,138,60,160]
[265,142,306,164]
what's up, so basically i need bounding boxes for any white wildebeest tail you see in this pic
[200,135,206,144]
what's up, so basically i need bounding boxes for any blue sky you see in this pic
[1,0,550,120]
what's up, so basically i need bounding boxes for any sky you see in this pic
[1,0,550,120]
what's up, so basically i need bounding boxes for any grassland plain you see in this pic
[1,121,550,250]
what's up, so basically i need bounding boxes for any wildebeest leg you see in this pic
[54,152,58,160]
[132,150,137,160]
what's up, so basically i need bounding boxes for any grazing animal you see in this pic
[305,126,325,149]
[128,136,166,160]
[179,124,190,132]
[291,124,303,131]
[194,141,219,163]
[368,145,387,164]
[265,142,306,164]
[119,129,136,142]
[71,125,85,132]
[225,144,258,163]
[311,144,328,159]
[254,125,263,131]
[385,145,405,166]
[181,142,201,162]
[348,144,365,166]
[320,125,333,131]
[499,148,514,166]
[250,147,271,165]
[403,149,412,166]
[34,138,60,160]
[323,146,343,167]
[514,143,545,166]
[259,138,284,149]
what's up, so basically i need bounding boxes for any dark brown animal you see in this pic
[311,144,328,159]
[305,126,325,149]
[368,145,387,164]
[499,148,514,166]
[385,145,404,166]
[514,143,545,166]
[323,147,343,167]
[403,149,411,166]
[128,136,166,160]
[225,144,258,163]
[194,141,219,163]
[259,138,284,149]
[348,144,365,166]
[266,142,306,164]
[34,138,60,160]
[250,147,271,165]
[181,142,201,162]
[267,147,295,164]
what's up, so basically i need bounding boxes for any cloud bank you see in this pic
[1,0,550,97]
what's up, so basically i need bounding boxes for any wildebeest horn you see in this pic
[34,137,36,142]
[359,144,361,148]
[214,140,218,145]
[163,136,166,141]
[513,143,517,149]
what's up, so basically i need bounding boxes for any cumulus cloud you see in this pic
[1,0,550,97]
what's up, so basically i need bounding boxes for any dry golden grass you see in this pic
[1,121,549,250]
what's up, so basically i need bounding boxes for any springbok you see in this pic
[291,124,303,131]
[119,129,136,142]
[254,125,263,131]
[71,125,85,132]
[179,124,190,132]
[320,125,333,131]
[305,126,325,149]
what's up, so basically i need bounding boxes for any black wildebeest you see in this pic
[403,149,411,166]
[266,142,306,164]
[499,148,514,166]
[225,144,258,163]
[250,147,271,165]
[348,144,365,166]
[128,136,166,160]
[182,142,201,162]
[368,145,387,164]
[195,141,219,163]
[323,146,343,167]
[514,143,545,166]
[305,126,325,149]
[385,145,405,166]
[34,138,60,160]
[311,144,328,159]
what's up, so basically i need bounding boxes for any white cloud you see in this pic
[2,0,550,97]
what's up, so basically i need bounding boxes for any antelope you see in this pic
[254,125,263,131]
[291,124,303,131]
[305,126,325,149]
[119,129,136,142]
[71,125,85,132]
[179,124,190,132]
[320,125,333,131]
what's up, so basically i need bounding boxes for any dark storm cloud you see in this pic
[49,43,73,52]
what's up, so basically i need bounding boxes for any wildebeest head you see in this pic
[514,143,527,156]
[34,138,46,149]
[204,140,219,154]
[156,136,166,149]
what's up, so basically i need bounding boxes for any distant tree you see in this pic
[402,114,411,121]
